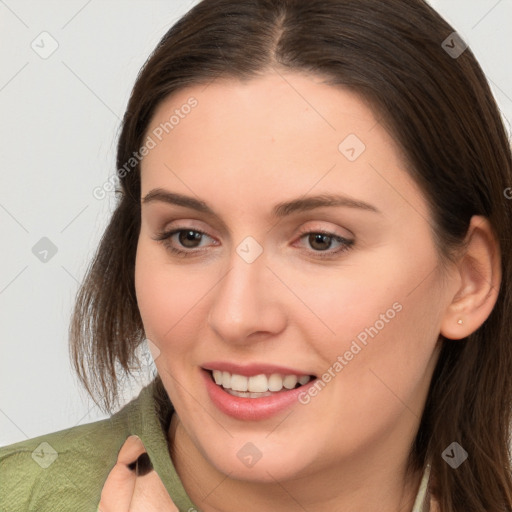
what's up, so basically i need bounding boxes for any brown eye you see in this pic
[295,230,354,259]
[154,227,216,256]
[308,233,334,251]
[178,230,204,248]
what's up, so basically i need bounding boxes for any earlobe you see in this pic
[440,216,501,341]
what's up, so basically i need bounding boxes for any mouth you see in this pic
[207,369,316,398]
[200,364,318,420]
[200,361,319,420]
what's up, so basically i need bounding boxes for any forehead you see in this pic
[147,71,379,147]
[140,71,428,221]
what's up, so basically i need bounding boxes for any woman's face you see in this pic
[135,71,453,482]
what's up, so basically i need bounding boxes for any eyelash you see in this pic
[154,227,354,259]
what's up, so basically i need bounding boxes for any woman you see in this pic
[1,0,511,510]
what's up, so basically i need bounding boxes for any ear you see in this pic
[440,215,501,340]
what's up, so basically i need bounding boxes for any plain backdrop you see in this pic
[1,0,511,446]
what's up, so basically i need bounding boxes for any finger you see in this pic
[98,436,148,512]
[129,470,180,512]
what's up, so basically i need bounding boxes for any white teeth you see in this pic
[231,373,249,392]
[210,370,312,394]
[226,389,273,398]
[268,373,283,392]
[248,374,268,393]
[283,375,298,390]
[213,370,223,385]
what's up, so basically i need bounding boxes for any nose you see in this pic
[207,245,287,345]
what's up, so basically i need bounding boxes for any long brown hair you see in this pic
[70,0,512,509]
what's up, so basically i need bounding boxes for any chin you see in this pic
[201,435,316,483]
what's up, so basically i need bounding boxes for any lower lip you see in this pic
[202,369,316,421]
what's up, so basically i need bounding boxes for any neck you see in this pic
[168,414,425,512]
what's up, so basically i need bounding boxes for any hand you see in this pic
[98,435,179,512]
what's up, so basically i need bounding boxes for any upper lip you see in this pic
[202,361,315,377]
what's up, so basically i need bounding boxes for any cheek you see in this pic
[270,253,415,355]
[283,246,442,390]
[315,274,442,431]
[134,238,218,356]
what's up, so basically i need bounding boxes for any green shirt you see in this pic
[0,380,432,511]
[0,380,196,511]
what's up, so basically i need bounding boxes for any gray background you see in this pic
[1,0,511,446]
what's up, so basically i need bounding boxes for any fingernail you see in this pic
[135,453,153,476]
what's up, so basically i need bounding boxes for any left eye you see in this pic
[296,231,354,254]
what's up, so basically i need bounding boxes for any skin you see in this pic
[134,70,500,511]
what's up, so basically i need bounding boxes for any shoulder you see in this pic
[0,409,132,512]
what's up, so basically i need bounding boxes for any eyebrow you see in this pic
[141,188,381,217]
